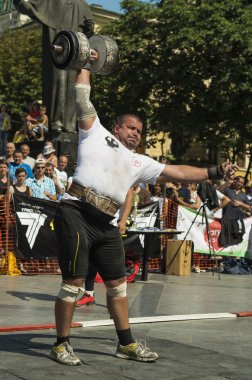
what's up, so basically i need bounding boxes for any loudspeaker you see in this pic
[163,240,192,276]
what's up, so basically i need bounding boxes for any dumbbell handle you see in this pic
[51,45,63,54]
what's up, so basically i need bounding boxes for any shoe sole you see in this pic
[115,352,158,362]
[75,301,95,307]
[49,353,81,366]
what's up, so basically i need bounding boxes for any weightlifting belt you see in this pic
[67,181,120,217]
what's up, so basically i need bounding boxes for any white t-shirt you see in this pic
[64,116,164,205]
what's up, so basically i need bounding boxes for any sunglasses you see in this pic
[36,166,45,169]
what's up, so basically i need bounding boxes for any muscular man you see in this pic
[13,0,94,132]
[50,65,237,366]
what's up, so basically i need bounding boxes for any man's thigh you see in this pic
[92,227,126,281]
[54,204,91,279]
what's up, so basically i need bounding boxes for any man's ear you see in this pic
[113,123,119,135]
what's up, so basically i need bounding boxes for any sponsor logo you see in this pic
[105,136,119,149]
[203,219,223,252]
[16,212,47,249]
[132,156,141,167]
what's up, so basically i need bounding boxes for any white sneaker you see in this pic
[49,342,81,366]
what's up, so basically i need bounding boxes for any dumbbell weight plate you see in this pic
[51,31,90,70]
[89,35,119,75]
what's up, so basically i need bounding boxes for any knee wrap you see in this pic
[75,83,97,121]
[106,281,127,298]
[57,283,85,303]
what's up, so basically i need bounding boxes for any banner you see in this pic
[176,205,252,258]
[13,194,58,259]
[13,195,160,260]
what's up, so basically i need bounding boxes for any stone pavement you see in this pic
[1,271,252,380]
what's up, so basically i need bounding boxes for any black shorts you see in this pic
[54,201,126,281]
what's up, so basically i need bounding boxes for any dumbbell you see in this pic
[51,31,119,75]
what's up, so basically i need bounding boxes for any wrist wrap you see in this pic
[207,164,225,180]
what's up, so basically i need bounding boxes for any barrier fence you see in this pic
[0,195,214,276]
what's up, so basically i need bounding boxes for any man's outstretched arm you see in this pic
[157,160,238,184]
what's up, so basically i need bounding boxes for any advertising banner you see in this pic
[177,205,252,258]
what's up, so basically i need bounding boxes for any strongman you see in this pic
[50,63,238,365]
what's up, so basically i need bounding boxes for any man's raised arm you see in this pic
[75,68,97,131]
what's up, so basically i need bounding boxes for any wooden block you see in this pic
[163,240,192,276]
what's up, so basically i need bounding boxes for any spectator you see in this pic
[38,142,58,167]
[0,159,13,195]
[10,167,32,197]
[0,104,11,156]
[12,111,30,144]
[37,105,49,140]
[26,104,49,141]
[159,155,168,164]
[54,155,68,191]
[165,182,191,204]
[20,144,35,169]
[5,142,15,163]
[25,158,57,201]
[219,176,251,246]
[136,182,151,206]
[8,150,33,183]
[172,182,201,210]
[244,183,252,206]
[45,162,64,199]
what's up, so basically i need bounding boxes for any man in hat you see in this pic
[25,158,56,201]
[42,145,58,167]
[49,65,238,366]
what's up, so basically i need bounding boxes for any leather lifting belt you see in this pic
[67,181,120,217]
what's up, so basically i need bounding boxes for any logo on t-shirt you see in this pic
[105,136,119,149]
[132,156,141,167]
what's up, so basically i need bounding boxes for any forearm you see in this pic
[47,193,57,201]
[241,202,251,212]
[157,165,209,184]
[75,69,96,131]
[120,188,134,223]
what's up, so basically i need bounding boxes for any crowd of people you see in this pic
[0,140,70,201]
[0,101,49,153]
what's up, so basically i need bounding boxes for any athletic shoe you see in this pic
[49,342,81,366]
[115,340,159,362]
[75,293,95,307]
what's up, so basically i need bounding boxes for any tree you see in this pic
[94,0,252,166]
[0,27,42,123]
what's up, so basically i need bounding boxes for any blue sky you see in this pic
[87,1,153,14]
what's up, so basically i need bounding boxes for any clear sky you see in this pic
[86,1,153,14]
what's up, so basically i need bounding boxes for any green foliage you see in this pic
[0,27,42,122]
[93,0,252,165]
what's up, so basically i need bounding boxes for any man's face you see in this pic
[58,156,68,171]
[20,145,30,158]
[14,153,23,164]
[114,116,142,150]
[45,166,54,178]
[16,171,27,183]
[35,164,46,177]
[0,164,8,176]
[6,143,15,156]
[232,177,244,191]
